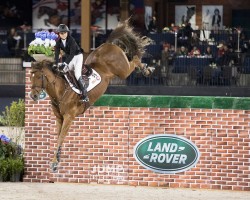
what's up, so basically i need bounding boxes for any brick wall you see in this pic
[24,69,250,191]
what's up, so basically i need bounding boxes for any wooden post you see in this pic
[120,0,129,21]
[81,0,91,53]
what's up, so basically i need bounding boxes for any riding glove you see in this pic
[58,62,67,71]
[52,64,57,69]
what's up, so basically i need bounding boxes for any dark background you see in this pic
[0,0,32,27]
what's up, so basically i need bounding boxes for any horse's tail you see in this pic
[106,18,152,60]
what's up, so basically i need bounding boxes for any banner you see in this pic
[32,0,68,30]
[91,0,120,30]
[202,5,223,30]
[175,5,196,29]
[129,0,145,31]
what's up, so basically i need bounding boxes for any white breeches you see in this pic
[64,54,83,80]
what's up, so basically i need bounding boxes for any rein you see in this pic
[31,68,73,107]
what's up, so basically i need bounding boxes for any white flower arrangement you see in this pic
[28,30,58,57]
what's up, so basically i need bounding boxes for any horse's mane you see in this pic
[32,61,61,76]
[106,19,152,60]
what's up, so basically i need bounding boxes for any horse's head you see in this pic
[38,6,58,19]
[30,61,54,101]
[186,6,196,22]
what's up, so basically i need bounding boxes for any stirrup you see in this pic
[80,96,89,102]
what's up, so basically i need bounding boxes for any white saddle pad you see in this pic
[64,69,101,94]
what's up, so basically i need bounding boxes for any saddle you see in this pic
[64,64,101,94]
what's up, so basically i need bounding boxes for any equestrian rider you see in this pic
[55,24,89,102]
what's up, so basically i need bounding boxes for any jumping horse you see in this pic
[30,19,152,171]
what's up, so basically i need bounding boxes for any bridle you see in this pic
[31,70,47,94]
[31,69,57,96]
[30,68,70,106]
[30,66,89,110]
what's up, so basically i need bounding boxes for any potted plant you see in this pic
[8,156,24,182]
[28,30,58,61]
[0,136,23,182]
[0,159,9,182]
[0,100,25,181]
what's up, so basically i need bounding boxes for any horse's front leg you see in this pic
[51,104,63,138]
[51,114,74,172]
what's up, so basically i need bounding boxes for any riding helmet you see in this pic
[57,24,70,33]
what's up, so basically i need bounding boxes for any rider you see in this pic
[54,24,89,102]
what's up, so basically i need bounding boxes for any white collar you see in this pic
[62,39,66,46]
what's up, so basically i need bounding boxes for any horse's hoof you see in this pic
[148,67,155,73]
[51,162,59,172]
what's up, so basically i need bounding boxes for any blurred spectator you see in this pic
[215,43,224,66]
[185,23,193,39]
[177,46,188,57]
[7,27,22,56]
[190,32,200,51]
[221,45,232,66]
[217,43,224,56]
[190,46,201,57]
[177,24,188,48]
[161,43,171,85]
[239,33,249,65]
[239,33,248,53]
[203,46,214,58]
[184,22,193,49]
[227,35,236,51]
[170,23,179,33]
[150,59,162,85]
[20,22,32,50]
[177,23,193,49]
[148,16,157,33]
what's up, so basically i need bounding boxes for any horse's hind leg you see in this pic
[130,55,153,77]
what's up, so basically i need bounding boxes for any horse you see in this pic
[29,19,152,171]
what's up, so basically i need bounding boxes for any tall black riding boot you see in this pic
[77,76,89,102]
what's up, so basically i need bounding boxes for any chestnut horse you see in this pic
[30,20,152,171]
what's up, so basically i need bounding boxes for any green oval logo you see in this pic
[28,91,47,100]
[134,134,200,173]
[38,91,47,100]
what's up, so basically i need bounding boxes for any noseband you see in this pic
[31,70,47,95]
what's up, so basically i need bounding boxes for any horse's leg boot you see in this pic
[78,76,89,102]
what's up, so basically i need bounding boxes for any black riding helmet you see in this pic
[57,24,70,33]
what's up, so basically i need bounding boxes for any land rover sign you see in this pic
[134,134,200,173]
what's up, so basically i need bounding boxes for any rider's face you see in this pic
[59,32,68,39]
